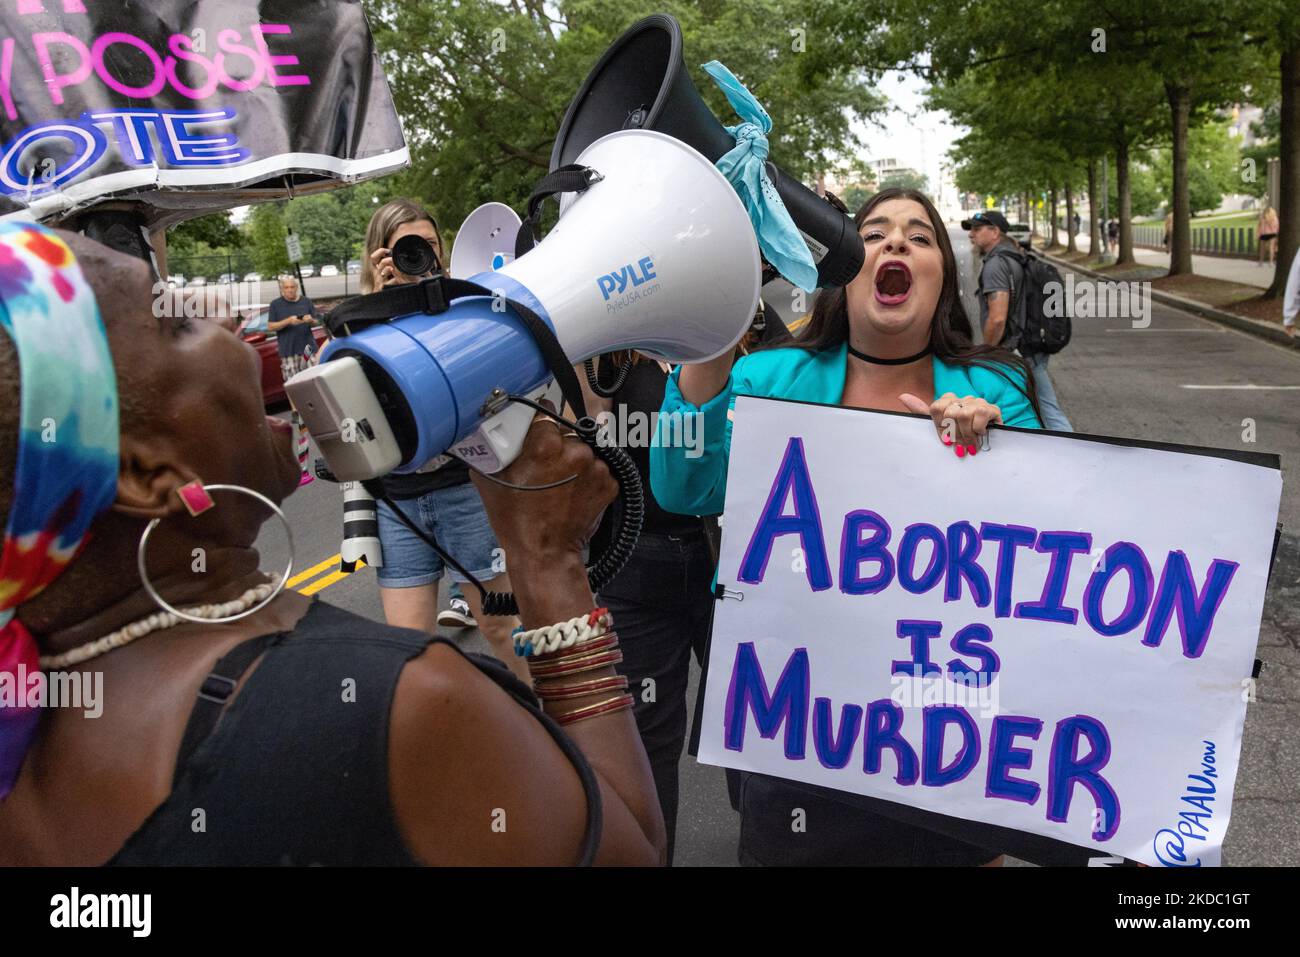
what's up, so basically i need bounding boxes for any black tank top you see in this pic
[108,601,601,865]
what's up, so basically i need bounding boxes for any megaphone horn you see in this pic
[288,129,761,479]
[450,202,523,278]
[551,13,864,288]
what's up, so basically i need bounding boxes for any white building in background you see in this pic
[933,164,961,222]
[867,157,924,184]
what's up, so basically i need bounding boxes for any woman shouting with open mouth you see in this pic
[652,187,1044,866]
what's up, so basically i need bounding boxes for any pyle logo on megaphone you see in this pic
[597,256,657,302]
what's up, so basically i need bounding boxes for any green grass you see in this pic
[1132,211,1257,228]
[1129,211,1261,253]
[1194,212,1256,232]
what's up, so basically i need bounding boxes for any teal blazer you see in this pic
[650,341,1042,517]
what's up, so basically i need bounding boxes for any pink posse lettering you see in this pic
[12,24,311,119]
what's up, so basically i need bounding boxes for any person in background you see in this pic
[1257,206,1279,266]
[577,350,713,865]
[1106,218,1119,254]
[361,199,524,679]
[965,210,1071,431]
[1163,210,1173,250]
[574,298,788,863]
[1283,243,1299,342]
[267,276,319,486]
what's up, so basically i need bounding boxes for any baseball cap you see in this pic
[961,210,1011,232]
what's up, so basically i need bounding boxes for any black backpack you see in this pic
[989,246,1072,355]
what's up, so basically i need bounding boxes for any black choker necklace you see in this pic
[847,342,933,366]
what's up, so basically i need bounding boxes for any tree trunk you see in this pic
[1048,183,1059,247]
[1087,158,1102,260]
[1116,139,1134,265]
[1266,40,1299,299]
[1166,80,1194,275]
[1065,176,1077,253]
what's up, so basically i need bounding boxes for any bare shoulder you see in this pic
[387,642,593,865]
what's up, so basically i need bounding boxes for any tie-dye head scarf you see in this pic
[0,221,119,800]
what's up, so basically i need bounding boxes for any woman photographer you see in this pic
[652,187,1043,865]
[360,199,525,679]
[0,223,663,865]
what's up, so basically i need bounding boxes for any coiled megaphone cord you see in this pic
[365,395,644,619]
[583,354,633,398]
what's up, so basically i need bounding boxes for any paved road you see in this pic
[257,225,1299,865]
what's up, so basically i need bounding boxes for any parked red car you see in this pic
[239,308,329,407]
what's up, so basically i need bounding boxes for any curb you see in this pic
[1037,248,1297,351]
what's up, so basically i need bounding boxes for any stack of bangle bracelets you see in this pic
[514,608,634,727]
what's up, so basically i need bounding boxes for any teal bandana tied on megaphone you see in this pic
[701,60,820,293]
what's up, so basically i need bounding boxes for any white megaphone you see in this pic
[286,129,760,480]
[450,202,522,278]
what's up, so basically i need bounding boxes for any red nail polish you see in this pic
[955,444,966,458]
[941,435,953,446]
[967,444,978,456]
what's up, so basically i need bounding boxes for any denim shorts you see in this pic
[375,482,502,588]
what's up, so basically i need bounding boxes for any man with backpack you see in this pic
[962,210,1073,430]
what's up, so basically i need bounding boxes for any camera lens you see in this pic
[391,234,441,278]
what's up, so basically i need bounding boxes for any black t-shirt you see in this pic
[382,455,471,498]
[270,296,317,358]
[597,357,706,536]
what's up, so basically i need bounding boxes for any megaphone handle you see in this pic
[364,406,644,620]
[514,164,604,257]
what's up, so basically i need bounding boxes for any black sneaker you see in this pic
[437,597,476,628]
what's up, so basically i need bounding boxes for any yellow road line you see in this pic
[298,565,358,596]
[286,554,341,587]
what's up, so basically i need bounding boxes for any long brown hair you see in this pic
[362,198,444,294]
[786,187,1041,420]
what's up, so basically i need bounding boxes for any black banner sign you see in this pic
[0,0,408,225]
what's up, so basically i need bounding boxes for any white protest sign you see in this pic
[697,396,1282,866]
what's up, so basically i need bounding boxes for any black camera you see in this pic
[391,234,442,279]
